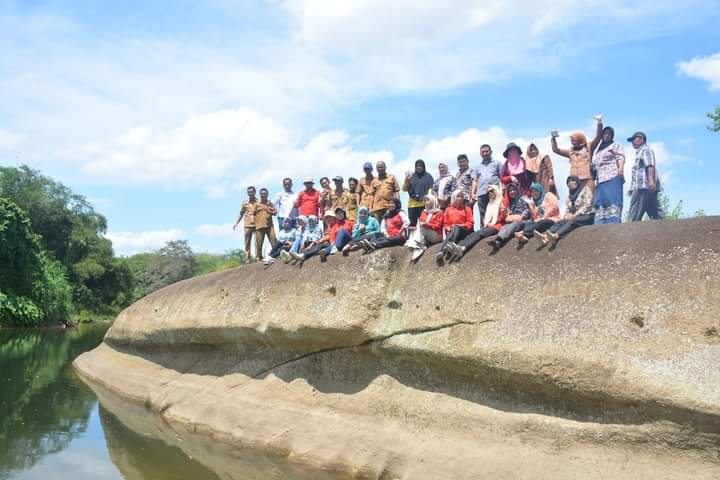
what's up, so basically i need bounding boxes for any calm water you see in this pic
[0,325,223,480]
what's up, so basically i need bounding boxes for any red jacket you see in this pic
[485,204,506,232]
[418,210,443,236]
[442,205,473,232]
[326,219,354,244]
[295,189,320,217]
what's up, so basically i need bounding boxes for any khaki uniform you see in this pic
[339,190,359,221]
[372,174,400,214]
[357,176,379,209]
[239,200,258,257]
[254,201,277,257]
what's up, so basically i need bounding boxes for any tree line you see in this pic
[0,166,245,327]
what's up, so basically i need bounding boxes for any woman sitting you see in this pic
[536,176,594,246]
[515,182,560,244]
[341,206,381,255]
[487,183,530,250]
[267,217,297,264]
[436,189,474,265]
[405,194,443,262]
[291,209,353,263]
[445,185,504,262]
[360,199,410,253]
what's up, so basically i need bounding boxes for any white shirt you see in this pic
[274,190,298,219]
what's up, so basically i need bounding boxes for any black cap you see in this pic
[332,176,343,182]
[503,142,522,158]
[626,131,646,143]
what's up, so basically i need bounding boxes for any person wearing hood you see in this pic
[473,144,501,226]
[500,142,532,196]
[403,159,435,227]
[487,183,530,250]
[551,117,603,192]
[341,206,381,255]
[360,199,410,253]
[268,217,297,264]
[525,143,557,197]
[592,126,625,224]
[405,194,444,262]
[536,176,595,246]
[515,182,560,244]
[436,189,474,265]
[445,184,505,262]
[432,162,457,209]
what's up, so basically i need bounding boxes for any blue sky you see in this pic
[1,0,719,255]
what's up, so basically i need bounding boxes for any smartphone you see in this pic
[551,129,559,138]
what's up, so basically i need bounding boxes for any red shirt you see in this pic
[384,212,406,237]
[442,205,473,232]
[295,189,320,217]
[418,210,443,236]
[327,219,354,244]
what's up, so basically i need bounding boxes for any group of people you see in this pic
[232,116,665,265]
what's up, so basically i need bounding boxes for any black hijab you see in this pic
[567,175,582,212]
[384,198,402,219]
[408,159,434,201]
[596,126,615,153]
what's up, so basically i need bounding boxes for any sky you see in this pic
[1,0,719,255]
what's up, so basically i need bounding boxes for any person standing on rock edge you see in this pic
[233,186,259,260]
[551,116,603,193]
[371,161,400,220]
[340,177,359,222]
[318,176,334,221]
[403,159,434,228]
[294,178,320,219]
[432,162,456,209]
[255,188,277,260]
[357,162,378,212]
[454,154,478,207]
[627,132,665,222]
[331,176,347,215]
[500,142,532,197]
[274,177,298,230]
[473,144,501,226]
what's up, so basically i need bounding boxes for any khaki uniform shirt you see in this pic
[254,201,276,229]
[372,174,400,212]
[339,190,358,220]
[239,200,258,228]
[357,177,379,208]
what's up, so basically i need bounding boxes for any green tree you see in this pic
[709,106,720,132]
[0,166,133,316]
[0,198,72,326]
[143,240,198,294]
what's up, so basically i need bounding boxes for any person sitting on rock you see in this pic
[359,198,410,253]
[287,215,321,263]
[341,206,381,256]
[445,185,505,262]
[269,217,297,264]
[405,194,443,262]
[515,182,560,245]
[487,183,530,251]
[535,175,594,247]
[436,189,474,265]
[291,208,354,263]
[288,215,308,255]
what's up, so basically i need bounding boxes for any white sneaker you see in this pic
[330,246,338,254]
[279,250,291,263]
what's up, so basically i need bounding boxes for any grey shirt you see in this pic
[475,158,501,195]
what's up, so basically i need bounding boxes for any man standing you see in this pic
[372,161,400,219]
[473,144,501,226]
[455,154,478,206]
[295,177,320,218]
[255,188,277,258]
[274,177,298,229]
[232,186,258,260]
[357,162,378,211]
[627,132,664,222]
[331,176,345,211]
[341,177,360,221]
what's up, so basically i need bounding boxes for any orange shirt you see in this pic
[442,205,474,232]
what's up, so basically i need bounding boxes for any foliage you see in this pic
[0,166,131,317]
[708,105,720,132]
[0,198,72,326]
[657,192,706,220]
[194,249,246,276]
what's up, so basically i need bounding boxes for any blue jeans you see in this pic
[325,228,353,255]
[291,236,304,253]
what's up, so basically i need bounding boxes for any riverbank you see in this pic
[75,217,720,479]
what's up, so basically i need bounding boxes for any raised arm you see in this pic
[589,121,603,152]
[551,136,570,158]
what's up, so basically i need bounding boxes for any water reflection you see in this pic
[0,325,107,479]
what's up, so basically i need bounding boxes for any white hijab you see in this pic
[483,185,503,226]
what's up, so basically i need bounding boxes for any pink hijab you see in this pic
[505,149,525,176]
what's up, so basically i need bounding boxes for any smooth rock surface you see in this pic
[75,217,720,479]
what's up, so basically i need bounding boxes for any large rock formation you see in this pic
[75,217,720,479]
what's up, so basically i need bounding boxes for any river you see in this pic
[0,324,223,480]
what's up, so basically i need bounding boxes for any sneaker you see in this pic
[319,249,328,262]
[487,238,500,252]
[447,242,460,257]
[547,231,560,246]
[515,232,529,244]
[342,246,350,257]
[533,230,548,246]
[435,250,445,266]
[366,240,376,252]
[411,248,424,262]
[279,250,291,263]
[330,246,338,254]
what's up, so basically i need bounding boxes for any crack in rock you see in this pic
[252,319,496,379]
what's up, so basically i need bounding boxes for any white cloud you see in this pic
[195,223,240,238]
[677,52,720,91]
[0,128,24,151]
[106,229,185,255]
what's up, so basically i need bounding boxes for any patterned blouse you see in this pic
[592,143,625,184]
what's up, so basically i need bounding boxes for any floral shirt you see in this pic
[454,167,478,200]
[593,143,625,184]
[630,144,661,192]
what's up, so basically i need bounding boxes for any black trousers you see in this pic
[521,219,555,236]
[628,189,664,222]
[457,226,498,253]
[408,207,423,227]
[476,194,489,227]
[269,241,292,258]
[302,242,330,259]
[549,214,594,238]
[370,235,406,249]
[440,225,472,252]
